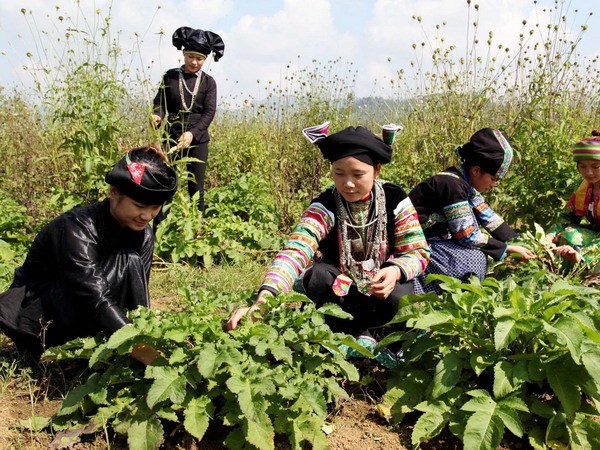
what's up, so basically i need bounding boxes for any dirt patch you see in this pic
[327,397,407,449]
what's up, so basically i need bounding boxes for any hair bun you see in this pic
[591,129,600,137]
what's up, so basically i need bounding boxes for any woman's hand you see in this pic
[226,291,271,331]
[506,245,536,261]
[553,245,583,263]
[130,343,162,365]
[150,114,162,128]
[369,266,401,299]
[177,131,194,149]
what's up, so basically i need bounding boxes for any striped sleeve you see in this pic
[471,191,505,233]
[261,202,334,294]
[443,200,490,247]
[387,196,430,281]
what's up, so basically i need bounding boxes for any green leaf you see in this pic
[413,311,454,329]
[245,418,275,450]
[569,312,600,345]
[183,396,212,440]
[269,337,294,365]
[145,366,187,409]
[411,410,447,445]
[298,384,327,418]
[493,361,528,399]
[196,343,219,378]
[546,359,581,417]
[581,342,600,384]
[494,318,519,350]
[496,404,523,437]
[127,417,164,450]
[527,426,547,450]
[431,353,462,399]
[291,414,328,450]
[57,373,101,416]
[106,324,141,349]
[568,415,600,450]
[543,316,584,363]
[226,374,269,422]
[461,395,504,450]
[317,303,354,319]
[163,328,189,342]
[19,415,51,432]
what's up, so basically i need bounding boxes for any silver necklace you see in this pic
[335,180,387,293]
[178,70,201,111]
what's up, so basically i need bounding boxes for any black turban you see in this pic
[316,126,393,166]
[105,148,178,205]
[456,128,514,178]
[172,26,225,62]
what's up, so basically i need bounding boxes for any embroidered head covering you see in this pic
[572,130,600,161]
[455,128,514,178]
[306,125,393,166]
[105,147,178,205]
[172,27,225,61]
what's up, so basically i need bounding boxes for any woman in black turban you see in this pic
[227,125,430,366]
[0,148,177,364]
[152,26,225,216]
[409,128,534,294]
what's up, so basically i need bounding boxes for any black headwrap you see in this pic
[172,26,225,62]
[456,128,514,178]
[315,126,393,166]
[105,147,178,205]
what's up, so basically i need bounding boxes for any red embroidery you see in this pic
[127,162,146,184]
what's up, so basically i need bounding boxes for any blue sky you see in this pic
[0,0,598,101]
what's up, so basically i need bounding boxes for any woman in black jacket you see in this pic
[0,148,177,363]
[152,26,224,214]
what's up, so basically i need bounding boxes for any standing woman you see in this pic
[409,128,535,294]
[152,26,224,214]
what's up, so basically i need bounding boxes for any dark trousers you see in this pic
[303,262,413,337]
[154,141,208,231]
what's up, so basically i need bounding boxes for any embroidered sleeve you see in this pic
[261,202,334,294]
[470,192,505,233]
[443,200,489,247]
[386,197,430,281]
[471,190,518,243]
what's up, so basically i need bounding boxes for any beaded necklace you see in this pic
[178,68,202,111]
[335,180,387,294]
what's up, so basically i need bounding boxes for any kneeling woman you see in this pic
[409,128,534,294]
[227,126,430,337]
[547,131,600,273]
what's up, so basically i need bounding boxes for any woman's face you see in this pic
[331,156,381,202]
[469,166,498,193]
[109,188,162,231]
[577,159,600,186]
[183,51,206,73]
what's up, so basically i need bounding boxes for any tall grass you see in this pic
[0,0,598,258]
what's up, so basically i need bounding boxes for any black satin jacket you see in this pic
[6,199,153,344]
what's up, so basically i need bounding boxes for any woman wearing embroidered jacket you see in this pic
[409,128,534,294]
[152,26,224,214]
[227,126,430,337]
[547,131,600,272]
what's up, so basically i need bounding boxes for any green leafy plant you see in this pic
[378,272,600,450]
[41,291,362,449]
[155,172,283,266]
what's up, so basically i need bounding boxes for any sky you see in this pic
[0,0,598,103]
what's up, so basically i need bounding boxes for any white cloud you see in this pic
[0,0,597,101]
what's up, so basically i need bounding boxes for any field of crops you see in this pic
[0,1,599,449]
